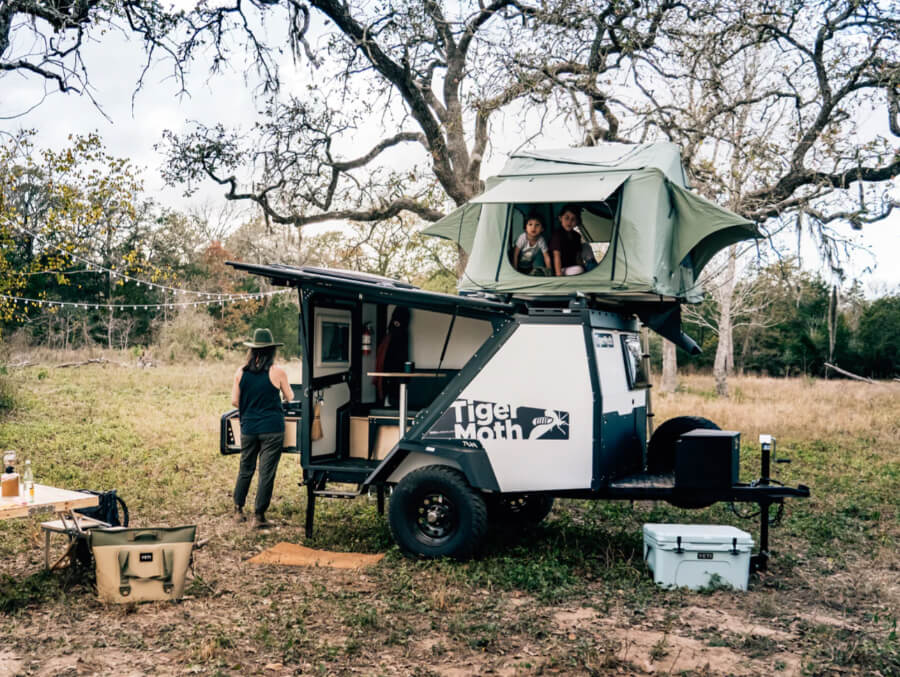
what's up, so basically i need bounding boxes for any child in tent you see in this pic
[550,204,585,276]
[513,212,552,275]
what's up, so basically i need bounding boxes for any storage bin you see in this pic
[643,523,753,591]
[675,429,740,488]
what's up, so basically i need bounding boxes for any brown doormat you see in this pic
[248,542,385,569]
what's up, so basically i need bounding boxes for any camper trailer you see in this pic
[220,143,809,567]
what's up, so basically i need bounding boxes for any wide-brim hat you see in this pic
[243,327,284,348]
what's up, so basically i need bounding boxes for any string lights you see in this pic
[6,222,253,300]
[0,290,291,311]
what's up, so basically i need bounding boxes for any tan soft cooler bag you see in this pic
[91,526,196,603]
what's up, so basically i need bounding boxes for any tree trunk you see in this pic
[660,339,678,393]
[738,325,754,375]
[826,285,837,378]
[713,326,732,397]
[713,247,737,398]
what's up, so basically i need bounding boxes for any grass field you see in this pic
[1,357,898,676]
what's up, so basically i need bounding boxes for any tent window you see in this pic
[506,191,621,277]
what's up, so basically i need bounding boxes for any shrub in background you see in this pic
[0,365,14,412]
[0,340,16,412]
[156,308,228,362]
[246,294,301,358]
[856,296,900,378]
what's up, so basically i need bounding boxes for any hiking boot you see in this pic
[233,506,247,524]
[252,513,270,529]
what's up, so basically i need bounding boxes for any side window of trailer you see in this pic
[315,309,351,368]
[622,334,649,389]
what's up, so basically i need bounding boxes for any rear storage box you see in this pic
[91,526,196,603]
[643,524,753,591]
[675,429,740,488]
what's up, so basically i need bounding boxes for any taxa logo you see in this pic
[425,399,570,441]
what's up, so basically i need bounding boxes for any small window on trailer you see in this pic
[315,309,351,368]
[622,333,649,389]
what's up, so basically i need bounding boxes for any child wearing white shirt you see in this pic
[513,213,551,274]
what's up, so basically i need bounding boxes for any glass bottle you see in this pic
[22,460,34,503]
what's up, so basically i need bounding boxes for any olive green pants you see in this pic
[234,431,283,515]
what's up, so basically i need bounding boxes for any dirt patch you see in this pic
[552,606,600,627]
[669,605,796,640]
[607,627,801,676]
[22,649,180,677]
[545,605,803,676]
[0,651,24,677]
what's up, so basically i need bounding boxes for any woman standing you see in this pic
[231,328,294,528]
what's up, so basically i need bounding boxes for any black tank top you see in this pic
[239,369,284,435]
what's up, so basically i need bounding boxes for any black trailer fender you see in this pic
[363,440,500,492]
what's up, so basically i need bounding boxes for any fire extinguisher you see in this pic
[361,323,373,356]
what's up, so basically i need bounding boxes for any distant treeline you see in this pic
[657,262,899,380]
[0,133,456,359]
[1,225,457,363]
[6,243,898,380]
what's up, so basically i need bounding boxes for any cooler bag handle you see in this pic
[117,549,174,597]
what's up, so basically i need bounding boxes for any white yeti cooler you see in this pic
[643,523,754,591]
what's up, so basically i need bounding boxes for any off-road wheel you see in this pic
[488,494,555,525]
[647,416,720,509]
[389,465,487,560]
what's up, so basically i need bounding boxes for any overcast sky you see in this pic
[1,21,897,295]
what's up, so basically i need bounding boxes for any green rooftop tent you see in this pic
[423,142,759,304]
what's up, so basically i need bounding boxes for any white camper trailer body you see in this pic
[221,264,808,566]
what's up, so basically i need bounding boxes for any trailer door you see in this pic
[592,330,646,482]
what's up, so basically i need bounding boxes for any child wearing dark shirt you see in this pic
[550,204,585,276]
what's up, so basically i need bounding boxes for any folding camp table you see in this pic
[0,484,100,569]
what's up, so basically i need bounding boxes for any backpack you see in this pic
[75,489,129,527]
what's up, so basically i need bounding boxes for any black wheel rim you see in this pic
[412,491,458,546]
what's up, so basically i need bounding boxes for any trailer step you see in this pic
[312,490,359,499]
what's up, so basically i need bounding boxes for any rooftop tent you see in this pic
[421,202,481,254]
[420,176,502,254]
[423,142,758,302]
